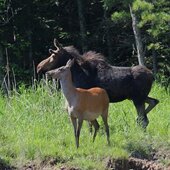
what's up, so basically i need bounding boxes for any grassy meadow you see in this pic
[0,82,170,169]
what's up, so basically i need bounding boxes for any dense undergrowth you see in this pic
[0,82,169,169]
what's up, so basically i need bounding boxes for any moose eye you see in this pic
[59,68,64,71]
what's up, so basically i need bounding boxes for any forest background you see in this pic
[0,0,170,89]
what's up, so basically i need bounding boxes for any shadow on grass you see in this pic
[0,158,16,170]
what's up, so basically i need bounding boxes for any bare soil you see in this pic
[1,149,170,170]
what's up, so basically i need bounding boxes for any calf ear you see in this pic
[66,59,74,68]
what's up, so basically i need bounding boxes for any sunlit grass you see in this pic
[0,83,169,169]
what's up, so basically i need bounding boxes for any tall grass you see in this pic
[0,82,169,169]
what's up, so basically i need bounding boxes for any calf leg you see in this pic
[145,97,159,114]
[64,100,68,112]
[101,109,110,145]
[91,119,100,142]
[70,116,77,147]
[76,119,83,148]
[88,121,93,135]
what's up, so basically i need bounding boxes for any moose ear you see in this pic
[49,49,53,54]
[49,48,58,54]
[66,59,74,68]
[54,38,63,50]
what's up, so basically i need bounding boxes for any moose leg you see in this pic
[76,119,83,148]
[70,116,77,147]
[91,119,100,142]
[145,97,159,114]
[101,110,110,145]
[134,102,149,129]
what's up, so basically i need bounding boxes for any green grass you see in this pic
[0,83,169,169]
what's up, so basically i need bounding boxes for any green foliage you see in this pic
[111,11,130,23]
[132,0,170,43]
[133,0,154,12]
[147,42,162,51]
[0,83,169,169]
[0,0,5,10]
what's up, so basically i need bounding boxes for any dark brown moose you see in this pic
[37,39,159,129]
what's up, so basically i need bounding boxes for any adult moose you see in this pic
[37,39,159,129]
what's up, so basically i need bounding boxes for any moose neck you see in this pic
[60,71,77,105]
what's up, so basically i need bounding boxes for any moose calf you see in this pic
[46,59,110,148]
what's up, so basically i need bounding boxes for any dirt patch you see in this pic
[105,148,170,170]
[5,157,168,170]
[1,149,170,170]
[0,159,168,170]
[20,157,79,170]
[106,157,168,170]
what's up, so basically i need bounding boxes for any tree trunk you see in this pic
[0,46,3,85]
[76,0,87,52]
[5,48,11,95]
[27,30,33,68]
[104,10,112,61]
[129,5,145,66]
